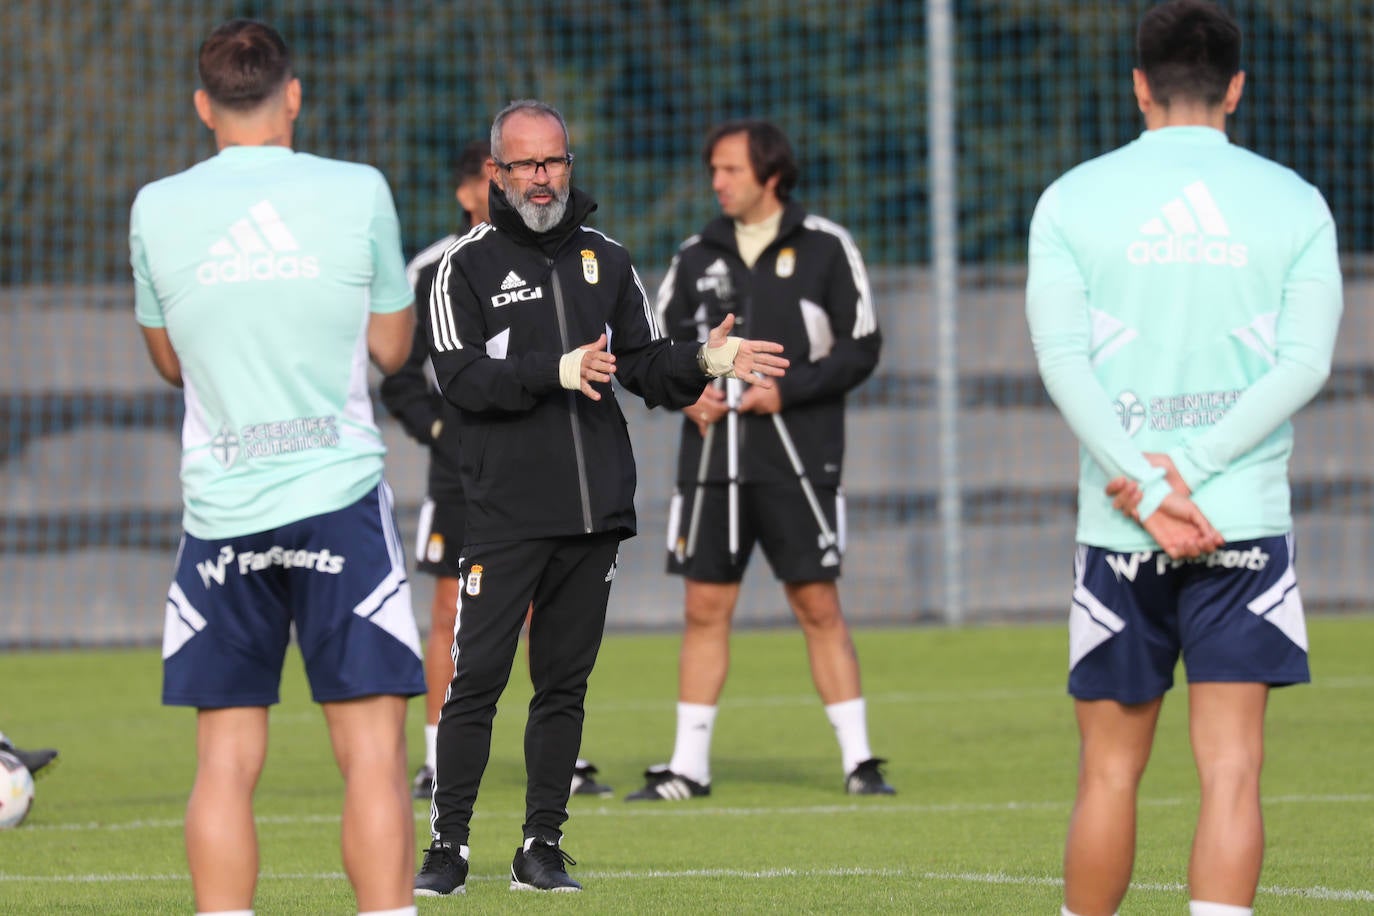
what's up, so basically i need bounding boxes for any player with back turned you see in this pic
[130,19,426,916]
[1026,2,1343,914]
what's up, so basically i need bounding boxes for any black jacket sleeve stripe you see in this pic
[803,214,878,338]
[430,224,492,352]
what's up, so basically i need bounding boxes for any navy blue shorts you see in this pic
[1067,534,1309,704]
[162,482,426,708]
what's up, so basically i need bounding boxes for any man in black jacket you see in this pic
[413,99,787,896]
[381,140,612,804]
[626,119,893,803]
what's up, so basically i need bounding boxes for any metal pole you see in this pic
[725,378,742,563]
[926,0,965,625]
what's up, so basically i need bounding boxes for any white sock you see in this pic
[667,702,716,785]
[358,908,417,916]
[1190,902,1252,916]
[825,698,873,775]
[424,724,438,770]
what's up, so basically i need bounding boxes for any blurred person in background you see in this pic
[1025,2,1342,914]
[380,139,612,803]
[412,99,788,895]
[130,18,424,916]
[626,118,891,803]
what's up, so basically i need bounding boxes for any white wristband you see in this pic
[698,337,742,378]
[559,349,588,390]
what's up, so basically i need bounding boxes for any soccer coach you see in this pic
[414,99,788,894]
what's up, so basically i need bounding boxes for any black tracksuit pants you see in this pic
[430,532,619,846]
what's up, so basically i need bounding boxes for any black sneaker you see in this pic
[510,838,581,892]
[414,840,468,896]
[845,757,896,796]
[570,759,613,797]
[411,764,434,800]
[624,764,710,801]
[0,737,57,777]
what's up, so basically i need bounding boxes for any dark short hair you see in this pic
[453,138,491,187]
[490,99,570,162]
[1137,0,1241,108]
[198,19,293,111]
[703,119,799,201]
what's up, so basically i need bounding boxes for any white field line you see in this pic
[0,867,1369,903]
[21,792,1372,834]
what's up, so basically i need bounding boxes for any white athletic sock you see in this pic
[424,724,438,770]
[1189,902,1252,916]
[667,702,716,785]
[825,697,873,775]
[358,908,417,916]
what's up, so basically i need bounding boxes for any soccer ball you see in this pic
[0,750,35,829]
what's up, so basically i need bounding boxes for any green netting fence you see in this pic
[2,1,1370,645]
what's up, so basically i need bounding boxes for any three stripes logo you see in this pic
[500,270,526,290]
[1126,180,1248,268]
[196,200,320,285]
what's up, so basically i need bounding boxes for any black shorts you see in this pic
[414,495,466,578]
[665,482,844,583]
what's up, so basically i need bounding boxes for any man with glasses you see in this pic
[413,99,789,895]
[627,119,891,803]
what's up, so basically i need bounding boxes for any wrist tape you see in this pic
[559,349,588,390]
[698,336,742,378]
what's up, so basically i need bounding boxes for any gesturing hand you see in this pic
[558,333,616,401]
[701,314,789,387]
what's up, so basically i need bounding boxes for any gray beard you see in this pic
[511,187,569,233]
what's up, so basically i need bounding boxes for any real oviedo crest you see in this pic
[581,249,599,285]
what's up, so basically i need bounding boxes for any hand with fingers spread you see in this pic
[558,332,616,401]
[697,313,789,386]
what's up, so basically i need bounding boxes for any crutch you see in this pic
[770,412,838,552]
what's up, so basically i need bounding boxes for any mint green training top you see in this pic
[131,146,412,539]
[1027,126,1343,551]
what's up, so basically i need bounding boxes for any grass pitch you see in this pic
[1,615,1371,913]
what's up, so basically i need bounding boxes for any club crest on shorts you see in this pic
[581,249,599,285]
[426,533,444,564]
[776,247,796,278]
[465,564,483,597]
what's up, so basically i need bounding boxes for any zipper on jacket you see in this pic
[549,264,595,533]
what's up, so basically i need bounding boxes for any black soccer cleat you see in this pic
[510,838,581,892]
[414,840,468,896]
[0,737,57,777]
[570,759,614,798]
[624,764,710,801]
[845,757,896,796]
[410,764,434,800]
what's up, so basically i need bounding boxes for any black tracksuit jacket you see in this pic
[654,200,882,489]
[427,184,708,543]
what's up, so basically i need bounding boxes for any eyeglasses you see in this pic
[494,154,574,179]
